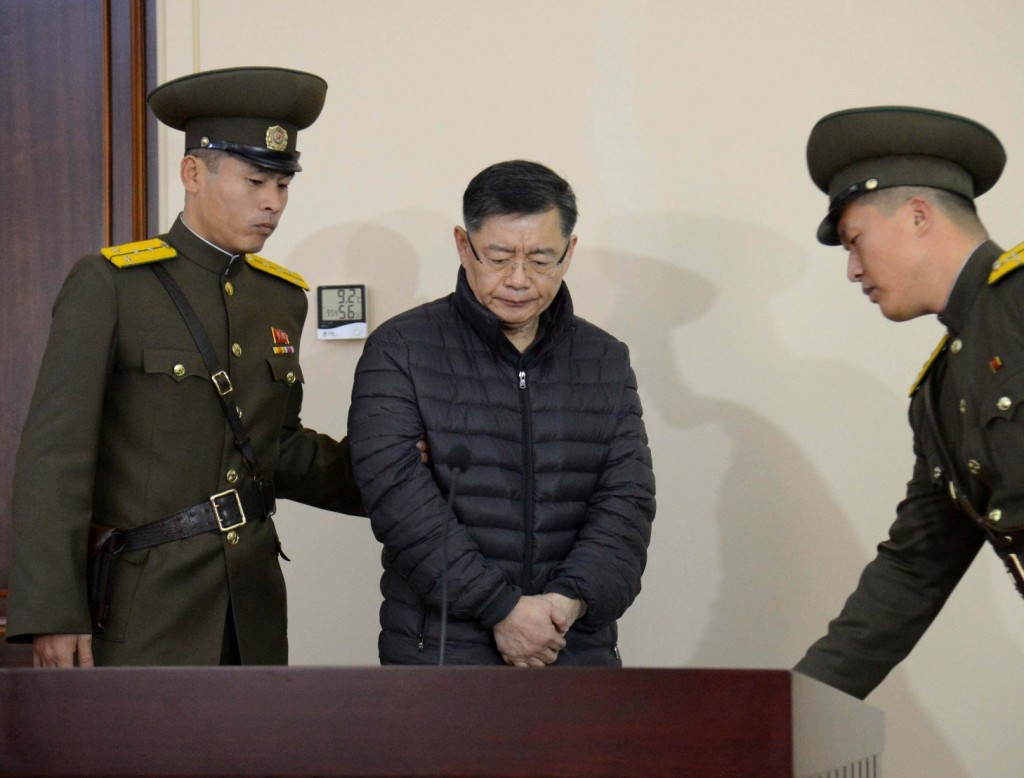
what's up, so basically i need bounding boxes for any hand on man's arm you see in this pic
[33,633,94,668]
[493,596,567,667]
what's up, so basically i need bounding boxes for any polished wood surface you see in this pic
[0,591,31,667]
[0,667,883,777]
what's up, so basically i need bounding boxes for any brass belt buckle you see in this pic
[210,489,246,532]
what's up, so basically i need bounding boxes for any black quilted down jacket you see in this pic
[348,268,655,665]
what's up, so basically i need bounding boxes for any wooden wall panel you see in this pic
[0,0,155,656]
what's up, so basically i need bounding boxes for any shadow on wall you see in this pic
[276,211,459,666]
[583,211,973,777]
[290,210,457,335]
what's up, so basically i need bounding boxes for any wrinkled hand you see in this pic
[493,596,567,667]
[539,592,587,634]
[33,633,94,668]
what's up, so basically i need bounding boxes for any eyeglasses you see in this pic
[466,235,570,278]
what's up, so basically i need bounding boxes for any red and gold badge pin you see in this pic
[271,327,294,354]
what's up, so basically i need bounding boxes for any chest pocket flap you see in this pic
[267,356,303,387]
[981,370,1024,426]
[143,348,207,383]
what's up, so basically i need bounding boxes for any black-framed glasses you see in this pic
[466,234,570,278]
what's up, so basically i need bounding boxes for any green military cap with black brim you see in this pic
[807,106,1006,245]
[148,66,327,173]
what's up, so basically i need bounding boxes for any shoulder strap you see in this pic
[102,238,177,268]
[149,264,268,486]
[245,253,309,290]
[920,345,1024,598]
[988,242,1024,286]
[919,349,987,529]
[909,334,949,397]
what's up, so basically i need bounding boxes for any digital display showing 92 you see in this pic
[318,285,366,327]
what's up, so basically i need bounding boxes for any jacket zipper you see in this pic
[518,367,535,593]
[417,607,429,652]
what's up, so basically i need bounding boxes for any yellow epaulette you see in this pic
[101,238,177,268]
[245,253,309,290]
[909,333,949,397]
[988,242,1024,285]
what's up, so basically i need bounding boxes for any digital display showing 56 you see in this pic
[318,285,366,326]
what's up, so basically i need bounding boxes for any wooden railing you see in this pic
[0,667,884,776]
[0,590,32,667]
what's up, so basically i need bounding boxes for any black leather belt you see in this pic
[114,482,275,553]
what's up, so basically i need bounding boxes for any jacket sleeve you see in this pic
[347,326,521,628]
[7,257,117,640]
[274,383,366,517]
[794,451,984,699]
[544,354,656,632]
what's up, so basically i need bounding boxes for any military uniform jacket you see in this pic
[795,240,1024,698]
[7,217,361,665]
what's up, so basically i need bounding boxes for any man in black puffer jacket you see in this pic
[348,160,655,667]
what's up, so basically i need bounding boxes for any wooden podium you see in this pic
[0,667,883,777]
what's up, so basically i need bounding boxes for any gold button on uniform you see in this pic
[959,399,966,414]
[225,282,234,296]
[989,509,1003,523]
[967,460,982,475]
[232,343,243,357]
[286,371,297,386]
[226,469,239,484]
[226,530,240,545]
[173,364,186,377]
[998,396,1012,411]
[950,338,963,354]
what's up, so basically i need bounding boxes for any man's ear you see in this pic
[180,155,202,193]
[454,226,472,269]
[907,196,933,234]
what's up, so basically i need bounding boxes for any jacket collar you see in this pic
[939,240,1003,334]
[166,215,239,276]
[452,267,575,363]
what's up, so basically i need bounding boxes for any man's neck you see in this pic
[931,226,988,315]
[503,322,539,354]
[179,213,236,258]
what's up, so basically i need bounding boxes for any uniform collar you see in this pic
[938,240,1003,335]
[167,215,240,275]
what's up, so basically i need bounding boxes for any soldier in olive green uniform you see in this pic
[6,67,363,667]
[794,107,1024,699]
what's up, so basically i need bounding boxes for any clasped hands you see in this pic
[493,592,585,668]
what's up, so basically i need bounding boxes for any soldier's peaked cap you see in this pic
[807,106,1006,245]
[148,66,328,173]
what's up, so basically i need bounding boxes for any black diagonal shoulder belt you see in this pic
[97,262,281,554]
[920,355,1024,597]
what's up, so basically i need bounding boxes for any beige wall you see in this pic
[156,1,1024,774]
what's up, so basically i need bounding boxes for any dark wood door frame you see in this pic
[0,0,157,655]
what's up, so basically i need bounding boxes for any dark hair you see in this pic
[463,160,578,237]
[187,148,284,177]
[187,148,226,172]
[861,185,985,237]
